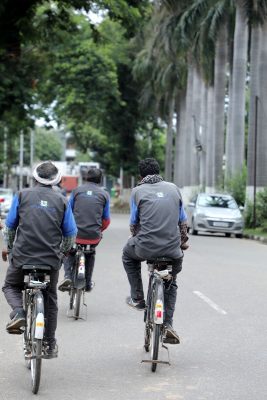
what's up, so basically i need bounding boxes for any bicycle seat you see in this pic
[22,265,52,273]
[147,257,175,264]
[76,244,95,254]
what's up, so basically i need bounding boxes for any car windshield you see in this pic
[198,195,238,209]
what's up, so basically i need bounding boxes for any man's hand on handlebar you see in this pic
[2,248,8,262]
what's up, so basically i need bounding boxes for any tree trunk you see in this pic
[257,22,267,188]
[200,81,208,188]
[173,91,186,187]
[191,67,202,187]
[183,61,194,190]
[246,25,261,200]
[213,25,228,187]
[164,96,175,182]
[228,2,248,175]
[205,85,215,192]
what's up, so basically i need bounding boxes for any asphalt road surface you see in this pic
[0,213,266,400]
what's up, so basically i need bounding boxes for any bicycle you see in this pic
[142,257,175,372]
[68,244,95,320]
[22,265,52,394]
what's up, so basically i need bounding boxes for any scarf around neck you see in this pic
[138,174,163,185]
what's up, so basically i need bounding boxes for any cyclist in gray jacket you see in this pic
[58,168,110,292]
[122,158,188,344]
[2,161,77,357]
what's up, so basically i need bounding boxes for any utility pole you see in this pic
[3,129,7,187]
[30,130,35,187]
[253,95,258,228]
[19,132,24,190]
[119,166,123,196]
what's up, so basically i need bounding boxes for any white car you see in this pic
[0,188,14,218]
[186,193,244,238]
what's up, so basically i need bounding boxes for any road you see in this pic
[0,213,267,400]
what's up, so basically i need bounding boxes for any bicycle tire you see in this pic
[150,279,163,372]
[144,324,151,352]
[74,288,82,320]
[30,295,44,394]
[151,324,160,372]
[69,288,75,310]
[24,293,32,370]
[144,275,153,352]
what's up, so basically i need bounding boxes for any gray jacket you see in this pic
[129,181,183,259]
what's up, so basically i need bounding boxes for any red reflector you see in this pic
[156,310,162,318]
[0,198,5,202]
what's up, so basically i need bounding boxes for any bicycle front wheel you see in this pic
[73,288,82,320]
[151,324,161,372]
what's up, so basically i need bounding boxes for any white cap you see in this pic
[32,162,62,186]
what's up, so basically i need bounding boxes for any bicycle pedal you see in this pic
[6,328,24,335]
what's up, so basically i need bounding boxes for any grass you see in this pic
[244,228,267,238]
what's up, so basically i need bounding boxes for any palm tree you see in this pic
[133,0,190,182]
[226,0,248,176]
[245,1,267,199]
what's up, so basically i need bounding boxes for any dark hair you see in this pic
[36,161,58,180]
[87,168,102,184]
[138,158,160,178]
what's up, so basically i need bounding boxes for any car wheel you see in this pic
[191,219,198,235]
[225,233,231,238]
[235,234,243,239]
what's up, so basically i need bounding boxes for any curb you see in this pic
[244,234,267,245]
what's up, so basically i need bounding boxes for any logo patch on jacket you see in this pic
[156,192,164,198]
[87,191,93,196]
[40,200,48,207]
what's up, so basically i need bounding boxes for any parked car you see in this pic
[0,188,14,218]
[186,193,244,238]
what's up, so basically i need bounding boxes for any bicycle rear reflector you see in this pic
[155,300,163,324]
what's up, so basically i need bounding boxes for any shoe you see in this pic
[6,309,26,334]
[163,325,180,344]
[58,278,72,292]
[126,296,146,311]
[85,281,95,292]
[43,338,58,359]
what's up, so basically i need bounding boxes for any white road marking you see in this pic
[193,291,227,315]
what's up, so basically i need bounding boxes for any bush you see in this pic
[245,187,267,230]
[224,166,247,206]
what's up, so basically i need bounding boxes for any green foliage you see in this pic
[0,0,161,179]
[34,128,63,161]
[245,188,267,231]
[224,166,247,206]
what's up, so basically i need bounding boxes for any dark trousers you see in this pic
[122,242,183,326]
[2,260,59,340]
[63,246,96,286]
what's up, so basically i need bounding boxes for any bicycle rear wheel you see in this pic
[23,291,31,369]
[30,295,44,394]
[69,288,75,310]
[144,276,153,352]
[151,324,160,372]
[150,280,163,372]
